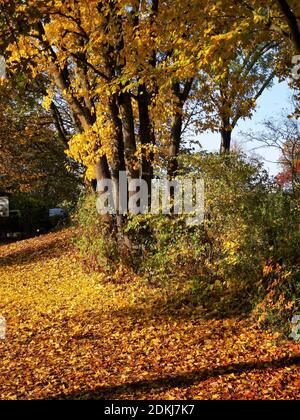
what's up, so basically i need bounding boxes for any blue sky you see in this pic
[198,79,294,176]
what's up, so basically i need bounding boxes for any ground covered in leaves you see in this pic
[0,230,299,400]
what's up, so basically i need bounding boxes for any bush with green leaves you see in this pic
[74,152,300,330]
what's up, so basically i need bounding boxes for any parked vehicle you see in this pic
[0,207,68,240]
[0,210,22,239]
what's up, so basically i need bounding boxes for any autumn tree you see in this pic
[274,0,300,54]
[182,34,278,153]
[0,75,81,206]
[0,0,281,242]
[244,115,300,193]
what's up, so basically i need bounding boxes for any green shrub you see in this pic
[74,152,300,332]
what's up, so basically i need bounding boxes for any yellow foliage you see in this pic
[0,230,299,399]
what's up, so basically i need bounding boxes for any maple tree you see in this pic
[184,0,300,152]
[243,1,300,53]
[223,1,300,118]
[188,38,279,153]
[0,0,275,229]
[1,0,299,177]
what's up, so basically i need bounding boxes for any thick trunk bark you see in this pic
[277,0,300,54]
[119,91,139,179]
[168,79,193,178]
[109,95,126,177]
[95,158,111,184]
[168,112,183,178]
[108,95,127,230]
[220,130,232,154]
[138,84,155,190]
[50,102,69,148]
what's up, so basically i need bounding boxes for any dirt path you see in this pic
[0,230,299,400]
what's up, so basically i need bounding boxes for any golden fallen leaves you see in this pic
[0,229,299,400]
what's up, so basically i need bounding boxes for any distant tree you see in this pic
[244,115,300,193]
[192,38,279,153]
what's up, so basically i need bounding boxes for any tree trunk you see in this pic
[108,95,127,231]
[138,84,155,191]
[277,0,300,54]
[168,112,183,178]
[119,91,139,179]
[220,130,232,154]
[168,79,193,178]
